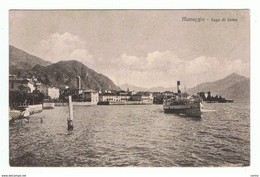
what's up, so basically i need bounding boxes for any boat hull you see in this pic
[163,103,202,118]
[9,110,23,119]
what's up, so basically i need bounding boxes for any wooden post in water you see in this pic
[68,95,74,131]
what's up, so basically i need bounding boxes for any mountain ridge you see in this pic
[9,45,52,69]
[9,46,249,101]
[121,72,249,102]
[26,60,121,91]
[119,84,176,92]
[9,46,121,91]
[187,73,249,102]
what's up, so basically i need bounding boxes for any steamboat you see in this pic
[163,81,202,118]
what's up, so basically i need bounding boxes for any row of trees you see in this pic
[153,95,164,104]
[200,92,227,102]
[9,90,46,109]
[153,92,228,104]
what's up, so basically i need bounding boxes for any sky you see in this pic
[9,10,250,88]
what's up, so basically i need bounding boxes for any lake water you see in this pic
[9,103,250,167]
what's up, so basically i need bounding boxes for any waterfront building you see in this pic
[99,91,154,103]
[131,91,137,95]
[163,91,176,97]
[35,82,60,99]
[142,94,154,103]
[129,91,154,102]
[99,93,131,102]
[47,87,60,99]
[36,83,48,96]
[9,75,35,93]
[80,90,99,104]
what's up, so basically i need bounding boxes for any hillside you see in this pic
[20,60,121,91]
[9,46,121,91]
[219,78,250,102]
[187,73,250,102]
[9,45,52,70]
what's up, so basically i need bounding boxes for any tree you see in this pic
[44,74,51,85]
[214,95,219,101]
[206,91,212,101]
[18,84,31,93]
[32,90,45,104]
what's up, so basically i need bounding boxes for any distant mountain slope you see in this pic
[9,45,52,69]
[219,78,250,102]
[120,84,147,92]
[20,60,121,91]
[187,73,250,102]
[120,84,176,92]
[149,86,176,92]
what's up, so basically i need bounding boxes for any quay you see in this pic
[42,102,55,109]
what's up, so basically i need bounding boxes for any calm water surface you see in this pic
[9,103,250,167]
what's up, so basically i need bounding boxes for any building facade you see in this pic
[80,90,99,105]
[36,83,48,96]
[99,94,131,102]
[9,75,35,93]
[47,87,60,99]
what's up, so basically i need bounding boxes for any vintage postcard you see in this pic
[8,10,250,167]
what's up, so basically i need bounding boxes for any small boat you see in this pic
[23,109,30,118]
[9,110,23,119]
[9,107,30,122]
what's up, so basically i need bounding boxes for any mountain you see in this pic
[149,86,177,92]
[9,45,52,70]
[219,78,250,102]
[119,84,147,92]
[21,60,121,91]
[120,84,176,92]
[9,46,120,91]
[187,73,250,102]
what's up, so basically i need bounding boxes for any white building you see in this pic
[9,75,35,93]
[81,90,99,105]
[99,94,131,102]
[48,87,60,99]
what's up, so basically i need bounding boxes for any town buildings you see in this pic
[99,91,153,104]
[99,93,131,102]
[10,74,158,105]
[47,87,60,99]
[9,75,35,93]
[80,90,99,105]
[9,74,60,99]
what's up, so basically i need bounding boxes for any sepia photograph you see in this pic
[8,10,250,167]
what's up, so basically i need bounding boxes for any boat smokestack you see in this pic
[177,81,181,94]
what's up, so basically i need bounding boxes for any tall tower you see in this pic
[77,76,81,94]
[177,81,181,94]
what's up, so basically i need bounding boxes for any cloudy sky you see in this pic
[9,10,249,88]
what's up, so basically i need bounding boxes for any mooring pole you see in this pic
[68,95,74,131]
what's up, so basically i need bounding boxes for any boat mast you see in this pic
[177,81,181,98]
